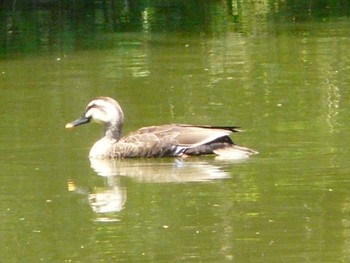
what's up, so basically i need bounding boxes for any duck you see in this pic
[65,96,258,159]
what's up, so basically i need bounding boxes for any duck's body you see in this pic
[66,97,257,159]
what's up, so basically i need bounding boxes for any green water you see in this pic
[1,3,350,262]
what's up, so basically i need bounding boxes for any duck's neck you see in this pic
[104,121,123,142]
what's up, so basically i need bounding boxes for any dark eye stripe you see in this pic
[85,103,107,116]
[86,104,97,112]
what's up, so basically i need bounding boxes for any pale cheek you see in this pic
[86,110,107,123]
[94,112,106,122]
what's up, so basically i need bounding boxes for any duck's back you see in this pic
[108,124,240,158]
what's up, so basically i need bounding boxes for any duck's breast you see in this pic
[89,138,115,159]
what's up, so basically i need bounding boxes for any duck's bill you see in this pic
[65,116,90,128]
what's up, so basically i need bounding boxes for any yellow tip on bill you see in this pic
[65,123,74,129]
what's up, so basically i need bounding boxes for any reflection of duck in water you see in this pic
[68,177,126,215]
[68,158,230,220]
[90,158,230,182]
[66,96,258,159]
[88,178,126,214]
[68,172,126,216]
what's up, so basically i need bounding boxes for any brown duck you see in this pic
[65,97,258,159]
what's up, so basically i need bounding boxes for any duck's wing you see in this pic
[114,124,244,158]
[113,130,178,158]
[164,124,239,147]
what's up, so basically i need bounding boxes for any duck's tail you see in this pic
[213,145,258,159]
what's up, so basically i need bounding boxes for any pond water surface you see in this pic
[1,5,350,263]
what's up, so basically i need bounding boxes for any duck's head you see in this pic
[65,97,124,136]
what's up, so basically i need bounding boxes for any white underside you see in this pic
[89,138,115,159]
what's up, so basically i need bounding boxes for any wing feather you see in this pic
[125,124,236,146]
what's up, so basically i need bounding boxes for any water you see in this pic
[1,3,350,262]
